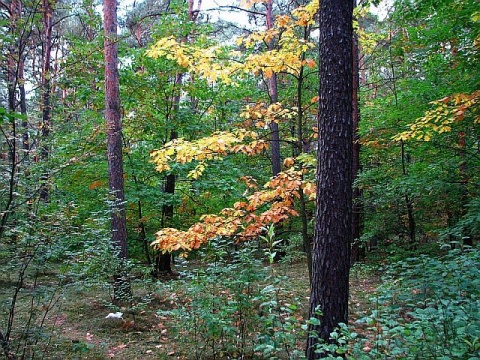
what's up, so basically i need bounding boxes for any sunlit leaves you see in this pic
[146,1,318,82]
[394,91,480,142]
[238,1,318,78]
[150,130,268,178]
[240,102,297,128]
[146,37,241,85]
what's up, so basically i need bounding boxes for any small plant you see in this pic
[162,239,306,359]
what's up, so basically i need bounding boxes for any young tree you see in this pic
[103,0,130,302]
[306,0,353,357]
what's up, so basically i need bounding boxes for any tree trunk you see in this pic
[104,0,131,302]
[266,0,281,176]
[306,0,353,357]
[156,128,177,275]
[39,0,55,202]
[458,131,472,246]
[351,0,364,264]
[156,70,183,276]
[295,46,312,282]
[388,30,416,246]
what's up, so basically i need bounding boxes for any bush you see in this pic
[158,239,306,359]
[353,247,480,359]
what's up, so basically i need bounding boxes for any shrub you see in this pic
[353,247,480,359]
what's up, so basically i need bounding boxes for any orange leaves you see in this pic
[283,157,295,167]
[151,168,316,253]
[394,90,479,142]
[88,180,104,190]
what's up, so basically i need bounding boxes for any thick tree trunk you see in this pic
[306,0,353,357]
[104,0,131,302]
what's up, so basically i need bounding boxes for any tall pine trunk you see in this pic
[306,0,353,357]
[104,0,131,302]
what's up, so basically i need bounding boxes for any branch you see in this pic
[215,5,266,17]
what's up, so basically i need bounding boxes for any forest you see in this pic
[0,0,479,358]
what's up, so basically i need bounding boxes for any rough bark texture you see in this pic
[104,0,130,301]
[306,0,353,357]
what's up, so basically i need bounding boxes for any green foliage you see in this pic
[357,0,480,251]
[353,248,480,359]
[158,241,305,359]
[440,197,480,244]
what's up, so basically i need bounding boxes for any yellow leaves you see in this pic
[240,102,297,128]
[302,181,316,200]
[147,37,242,85]
[292,0,319,27]
[147,1,317,84]
[276,15,291,27]
[303,59,317,68]
[147,37,191,68]
[393,91,480,142]
[150,130,268,176]
[234,1,317,78]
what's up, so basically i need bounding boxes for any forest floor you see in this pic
[1,259,381,359]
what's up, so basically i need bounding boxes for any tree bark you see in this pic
[306,0,353,357]
[104,0,131,302]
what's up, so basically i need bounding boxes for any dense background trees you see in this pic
[0,0,478,358]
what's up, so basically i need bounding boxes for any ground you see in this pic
[0,259,380,359]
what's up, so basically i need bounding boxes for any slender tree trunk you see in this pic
[39,0,55,201]
[388,30,416,246]
[306,0,353,357]
[19,58,29,156]
[1,0,22,242]
[266,0,281,176]
[351,0,364,264]
[157,129,177,275]
[156,71,182,275]
[400,140,416,244]
[156,3,200,274]
[104,0,131,302]
[458,131,472,246]
[295,48,312,282]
